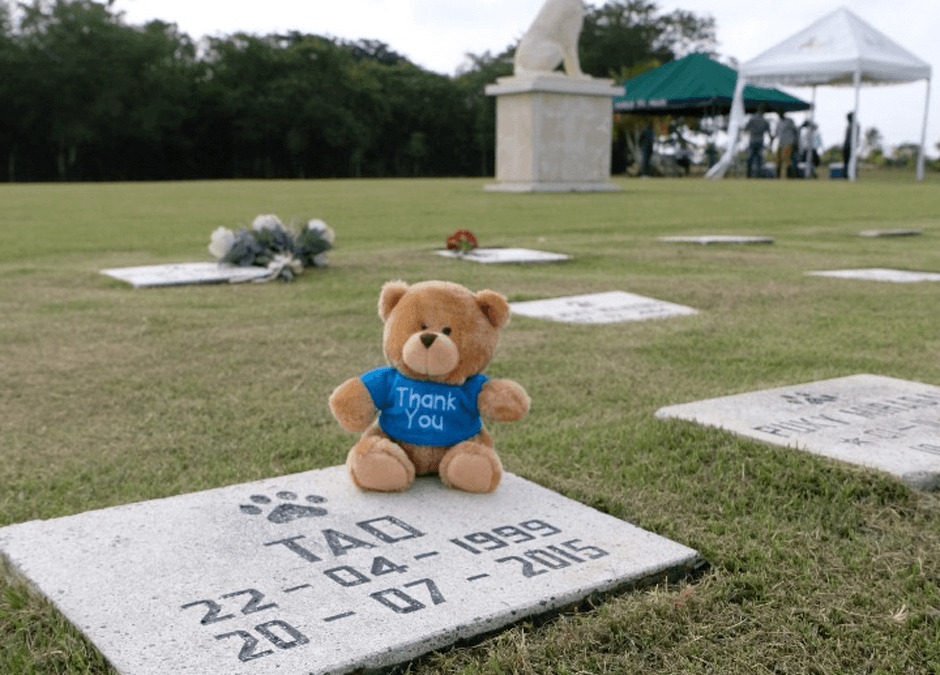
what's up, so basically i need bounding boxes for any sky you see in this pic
[110,0,937,153]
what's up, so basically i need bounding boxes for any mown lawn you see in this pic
[1,170,939,673]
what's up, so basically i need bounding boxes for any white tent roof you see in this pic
[707,6,932,181]
[742,6,931,86]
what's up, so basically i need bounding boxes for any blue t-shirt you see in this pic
[361,367,489,446]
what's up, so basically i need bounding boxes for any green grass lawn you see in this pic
[2,170,939,673]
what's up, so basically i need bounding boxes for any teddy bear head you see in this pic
[378,280,511,386]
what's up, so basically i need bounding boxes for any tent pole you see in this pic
[804,86,817,178]
[916,77,931,182]
[849,69,861,181]
[706,73,747,179]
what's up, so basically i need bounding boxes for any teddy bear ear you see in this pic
[474,289,511,329]
[378,280,409,321]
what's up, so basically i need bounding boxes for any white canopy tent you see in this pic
[708,7,932,181]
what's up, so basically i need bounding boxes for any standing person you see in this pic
[775,114,798,179]
[675,138,692,176]
[798,120,821,178]
[842,112,858,179]
[744,108,772,178]
[638,124,654,177]
[705,141,718,168]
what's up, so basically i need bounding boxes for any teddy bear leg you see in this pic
[347,435,416,492]
[439,441,502,493]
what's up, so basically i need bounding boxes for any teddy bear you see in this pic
[329,280,530,493]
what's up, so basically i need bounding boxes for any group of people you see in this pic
[744,108,825,178]
[745,109,859,179]
[637,124,695,177]
[636,109,858,180]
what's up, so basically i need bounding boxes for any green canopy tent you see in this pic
[613,53,810,116]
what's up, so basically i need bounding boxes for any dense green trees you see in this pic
[0,0,715,181]
[579,0,715,78]
[6,0,203,180]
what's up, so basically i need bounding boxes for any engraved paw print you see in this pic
[239,492,328,524]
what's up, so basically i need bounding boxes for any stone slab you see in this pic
[510,290,698,324]
[484,181,622,193]
[485,75,622,193]
[437,247,570,263]
[101,262,269,288]
[858,229,921,237]
[485,75,624,98]
[807,268,940,283]
[658,235,774,245]
[0,466,702,675]
[656,374,940,490]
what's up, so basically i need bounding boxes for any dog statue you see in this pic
[514,0,586,77]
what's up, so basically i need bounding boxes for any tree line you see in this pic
[0,0,715,182]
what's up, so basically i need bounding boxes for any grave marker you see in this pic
[656,374,940,490]
[807,268,940,283]
[0,466,702,675]
[510,291,697,324]
[101,262,269,288]
[658,235,774,245]
[437,247,569,263]
[858,229,921,237]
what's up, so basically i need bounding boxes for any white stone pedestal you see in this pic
[484,75,624,192]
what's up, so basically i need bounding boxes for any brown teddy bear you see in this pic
[329,280,530,493]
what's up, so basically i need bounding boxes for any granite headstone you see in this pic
[0,466,702,674]
[858,229,921,237]
[658,235,774,245]
[437,248,570,263]
[807,269,940,283]
[101,262,269,288]
[657,374,940,489]
[510,291,697,324]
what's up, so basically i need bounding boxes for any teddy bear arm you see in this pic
[478,378,530,422]
[329,377,378,433]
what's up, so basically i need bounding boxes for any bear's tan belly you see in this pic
[401,443,448,475]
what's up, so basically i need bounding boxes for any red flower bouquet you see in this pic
[446,229,478,255]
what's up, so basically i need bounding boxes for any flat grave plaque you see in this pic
[510,291,697,324]
[807,268,940,283]
[101,262,269,288]
[436,247,570,263]
[656,374,940,490]
[858,229,921,237]
[658,235,774,245]
[0,466,702,675]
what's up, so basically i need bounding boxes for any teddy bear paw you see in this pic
[479,379,530,422]
[440,443,502,493]
[347,437,416,492]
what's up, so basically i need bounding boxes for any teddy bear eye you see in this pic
[420,324,427,330]
[442,327,452,335]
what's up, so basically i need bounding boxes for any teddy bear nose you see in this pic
[420,332,437,348]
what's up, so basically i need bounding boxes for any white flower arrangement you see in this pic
[208,215,334,282]
[208,227,236,260]
[251,214,285,232]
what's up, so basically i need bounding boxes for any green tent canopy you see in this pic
[613,53,810,116]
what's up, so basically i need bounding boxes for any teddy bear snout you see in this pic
[401,330,460,379]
